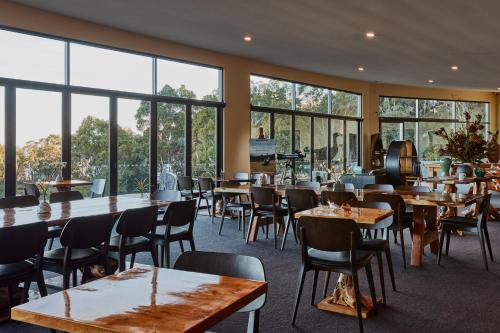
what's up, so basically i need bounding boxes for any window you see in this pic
[332,90,361,117]
[295,116,311,180]
[418,122,453,160]
[250,76,293,109]
[296,84,328,113]
[157,59,220,101]
[331,119,344,166]
[117,98,150,194]
[0,30,65,84]
[380,123,401,152]
[251,112,270,138]
[192,106,216,178]
[379,97,416,118]
[0,87,4,196]
[456,102,488,122]
[70,43,152,94]
[71,94,109,195]
[346,121,359,168]
[313,118,328,170]
[16,89,62,193]
[275,114,291,179]
[418,100,453,119]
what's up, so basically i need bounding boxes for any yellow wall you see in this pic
[0,1,497,175]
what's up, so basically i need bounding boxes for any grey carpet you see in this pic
[2,210,500,333]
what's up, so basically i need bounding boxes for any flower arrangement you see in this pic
[136,178,149,198]
[433,112,487,163]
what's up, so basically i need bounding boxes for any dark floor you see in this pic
[3,209,500,333]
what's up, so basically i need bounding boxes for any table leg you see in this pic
[411,206,425,266]
[427,206,439,254]
[248,216,260,242]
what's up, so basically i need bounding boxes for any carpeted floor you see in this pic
[3,209,500,333]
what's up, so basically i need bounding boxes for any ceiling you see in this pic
[11,0,500,91]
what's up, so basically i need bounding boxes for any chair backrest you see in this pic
[364,184,394,191]
[24,182,41,199]
[162,199,197,228]
[350,201,393,229]
[296,181,321,188]
[321,191,357,206]
[250,187,276,206]
[343,183,355,191]
[477,194,491,229]
[90,179,106,198]
[396,185,430,192]
[151,189,181,202]
[174,251,266,312]
[364,192,405,225]
[198,177,215,192]
[49,190,84,204]
[0,222,48,264]
[298,216,362,252]
[60,214,115,249]
[286,189,319,213]
[177,176,194,191]
[115,206,158,237]
[0,195,39,209]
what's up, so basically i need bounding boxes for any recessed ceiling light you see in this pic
[243,35,252,42]
[365,32,376,39]
[451,65,459,71]
[428,79,434,83]
[358,67,364,71]
[497,87,500,90]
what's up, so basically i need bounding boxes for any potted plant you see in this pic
[136,178,149,198]
[36,178,51,214]
[433,111,487,177]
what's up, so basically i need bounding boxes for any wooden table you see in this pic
[43,179,93,192]
[295,206,393,318]
[422,176,498,193]
[214,183,325,197]
[0,195,171,228]
[11,265,267,333]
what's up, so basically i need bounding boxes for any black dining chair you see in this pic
[363,184,394,191]
[43,214,115,289]
[0,222,48,312]
[321,191,358,206]
[282,188,318,251]
[291,216,377,333]
[49,190,84,203]
[364,192,412,269]
[248,187,288,249]
[151,190,182,225]
[295,181,321,188]
[197,177,222,224]
[24,182,41,200]
[219,180,251,238]
[0,195,39,209]
[174,251,266,333]
[90,179,106,198]
[155,199,197,268]
[108,206,159,272]
[438,194,493,270]
[177,176,198,201]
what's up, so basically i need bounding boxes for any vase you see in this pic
[37,201,51,214]
[455,163,474,177]
[439,157,452,177]
[474,168,486,177]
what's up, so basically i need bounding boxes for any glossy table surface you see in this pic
[42,179,93,187]
[422,176,500,184]
[295,207,393,225]
[11,265,267,333]
[0,195,171,228]
[214,183,324,196]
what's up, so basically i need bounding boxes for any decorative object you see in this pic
[36,180,51,214]
[434,111,487,164]
[369,133,385,170]
[439,157,452,177]
[474,167,486,177]
[385,140,418,186]
[486,130,500,163]
[325,163,344,190]
[55,161,67,182]
[456,164,474,177]
[136,178,149,198]
[458,172,466,181]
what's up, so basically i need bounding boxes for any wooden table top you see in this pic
[42,179,93,187]
[422,176,499,184]
[214,183,324,196]
[295,207,393,225]
[0,195,171,228]
[11,265,267,333]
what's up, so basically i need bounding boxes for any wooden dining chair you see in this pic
[219,180,251,238]
[151,189,182,226]
[283,188,318,251]
[0,221,48,313]
[23,182,41,200]
[320,191,357,206]
[292,216,377,333]
[0,195,39,209]
[49,190,84,203]
[43,214,115,289]
[177,176,198,201]
[197,177,222,223]
[108,206,159,272]
[174,251,266,333]
[155,199,197,268]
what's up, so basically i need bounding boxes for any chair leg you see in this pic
[189,236,196,251]
[399,227,406,269]
[36,271,47,297]
[63,270,71,290]
[160,245,165,268]
[311,269,319,306]
[392,229,398,244]
[281,216,292,251]
[219,204,226,235]
[375,252,386,305]
[445,228,451,256]
[483,225,494,261]
[151,244,159,268]
[291,219,298,244]
[119,253,126,272]
[130,253,136,269]
[322,271,331,298]
[438,226,446,265]
[48,237,55,250]
[211,199,216,224]
[352,271,364,333]
[246,212,255,244]
[266,219,269,239]
[365,262,378,314]
[384,247,396,291]
[205,198,212,217]
[72,269,78,287]
[478,226,489,271]
[291,265,307,325]
[195,197,202,219]
[273,216,278,249]
[165,242,171,268]
[179,240,185,252]
[242,209,247,239]
[247,310,260,333]
[22,280,31,303]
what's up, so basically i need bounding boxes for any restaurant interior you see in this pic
[0,1,499,332]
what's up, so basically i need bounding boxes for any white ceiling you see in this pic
[11,0,500,91]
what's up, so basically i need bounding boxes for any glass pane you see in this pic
[331,119,344,167]
[294,116,311,180]
[157,59,220,101]
[418,100,453,119]
[0,30,65,84]
[332,90,361,117]
[251,111,270,139]
[456,101,488,122]
[71,43,152,94]
[157,103,185,190]
[192,106,216,178]
[118,99,150,194]
[250,75,292,109]
[380,123,402,151]
[0,87,4,197]
[275,114,291,183]
[16,89,62,194]
[295,84,328,113]
[403,122,417,143]
[346,121,359,169]
[71,94,109,196]
[378,97,416,117]
[313,118,328,171]
[418,122,453,161]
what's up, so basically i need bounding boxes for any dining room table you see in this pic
[11,264,267,333]
[42,179,94,192]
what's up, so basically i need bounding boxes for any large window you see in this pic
[250,75,362,182]
[379,97,489,161]
[0,27,224,197]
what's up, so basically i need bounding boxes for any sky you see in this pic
[0,29,220,145]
